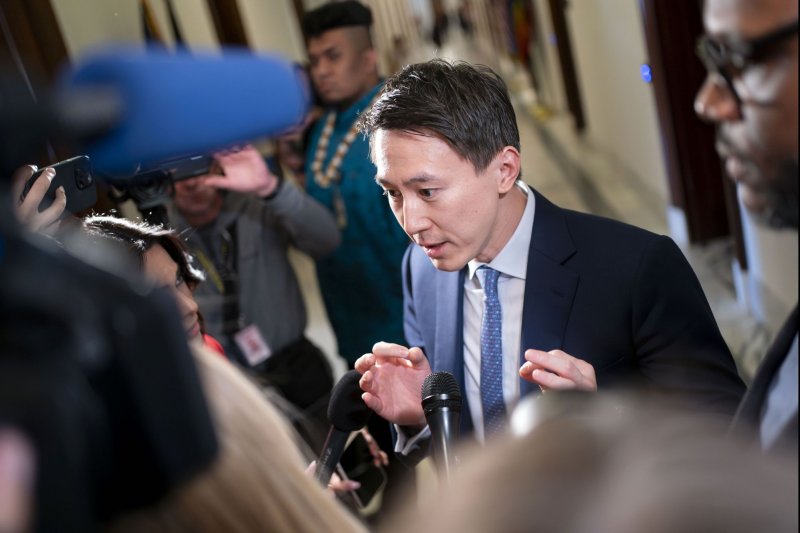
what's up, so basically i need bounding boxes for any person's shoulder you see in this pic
[560,206,666,248]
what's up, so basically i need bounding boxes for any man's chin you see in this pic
[741,185,799,230]
[429,256,467,272]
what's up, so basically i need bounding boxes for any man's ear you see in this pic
[363,47,378,72]
[495,146,521,193]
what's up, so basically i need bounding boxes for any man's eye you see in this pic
[382,190,400,200]
[176,275,185,288]
[419,189,435,198]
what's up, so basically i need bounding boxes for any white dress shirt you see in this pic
[396,181,536,452]
[464,181,535,443]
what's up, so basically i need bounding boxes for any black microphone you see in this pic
[421,371,462,482]
[315,370,372,486]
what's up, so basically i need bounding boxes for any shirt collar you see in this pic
[467,180,536,281]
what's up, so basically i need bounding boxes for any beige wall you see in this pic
[565,0,669,203]
[238,0,305,60]
[51,0,308,61]
[51,0,219,60]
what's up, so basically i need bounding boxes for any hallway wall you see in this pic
[565,0,669,205]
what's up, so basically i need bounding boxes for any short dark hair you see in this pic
[82,215,204,289]
[303,0,373,38]
[358,59,521,172]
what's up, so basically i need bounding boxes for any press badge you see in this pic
[233,324,272,366]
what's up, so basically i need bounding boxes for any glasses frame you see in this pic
[696,19,799,105]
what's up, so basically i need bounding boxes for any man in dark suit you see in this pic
[695,0,797,454]
[354,59,745,452]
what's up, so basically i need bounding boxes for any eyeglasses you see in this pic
[696,19,798,105]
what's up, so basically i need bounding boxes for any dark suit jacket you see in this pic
[731,306,798,454]
[402,190,746,437]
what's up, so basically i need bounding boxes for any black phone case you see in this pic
[22,155,97,214]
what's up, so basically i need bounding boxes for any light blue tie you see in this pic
[480,266,506,437]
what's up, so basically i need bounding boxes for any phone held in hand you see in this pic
[21,155,97,214]
[336,430,388,512]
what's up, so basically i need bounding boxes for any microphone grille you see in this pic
[421,371,462,400]
[327,369,372,431]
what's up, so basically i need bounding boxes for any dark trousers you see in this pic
[248,336,334,452]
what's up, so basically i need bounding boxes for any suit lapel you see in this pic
[733,306,799,433]
[519,191,579,398]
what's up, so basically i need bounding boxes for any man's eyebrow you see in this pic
[375,174,440,186]
[310,44,338,58]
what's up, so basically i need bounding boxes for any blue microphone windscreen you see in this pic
[60,46,310,175]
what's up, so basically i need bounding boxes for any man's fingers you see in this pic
[354,353,374,373]
[201,176,229,189]
[530,368,575,390]
[17,168,54,220]
[525,349,576,378]
[407,346,428,365]
[372,341,409,357]
[34,187,66,231]
[10,165,35,203]
[361,392,382,414]
[358,370,373,391]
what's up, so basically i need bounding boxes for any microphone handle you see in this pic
[314,427,349,486]
[424,402,461,481]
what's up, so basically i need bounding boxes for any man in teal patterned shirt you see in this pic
[303,1,409,366]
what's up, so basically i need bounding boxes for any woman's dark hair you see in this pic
[82,215,204,289]
[358,59,521,172]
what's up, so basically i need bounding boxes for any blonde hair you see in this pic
[107,345,365,533]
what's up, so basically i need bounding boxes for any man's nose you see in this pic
[402,198,431,236]
[694,74,741,123]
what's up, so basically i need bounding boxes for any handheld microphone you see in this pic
[315,370,372,486]
[422,372,462,482]
[59,46,311,175]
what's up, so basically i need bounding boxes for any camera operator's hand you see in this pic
[202,145,279,198]
[0,429,35,533]
[11,165,66,236]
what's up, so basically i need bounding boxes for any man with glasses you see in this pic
[695,0,797,454]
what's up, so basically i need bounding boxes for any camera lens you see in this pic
[75,168,93,190]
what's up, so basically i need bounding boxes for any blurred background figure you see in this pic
[168,145,340,451]
[81,215,226,357]
[431,0,449,48]
[384,394,798,533]
[302,1,415,522]
[694,0,798,456]
[105,344,366,533]
[302,0,409,367]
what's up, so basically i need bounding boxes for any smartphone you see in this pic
[21,155,97,214]
[337,431,388,510]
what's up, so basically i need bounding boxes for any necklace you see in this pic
[310,94,380,228]
[310,93,381,188]
[310,111,357,189]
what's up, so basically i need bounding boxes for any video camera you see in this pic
[100,154,215,224]
[0,222,218,532]
[1,44,308,531]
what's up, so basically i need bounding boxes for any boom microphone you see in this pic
[422,372,462,482]
[59,46,311,175]
[315,370,372,486]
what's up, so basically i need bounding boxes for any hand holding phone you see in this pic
[19,155,97,215]
[337,430,388,512]
[11,165,67,235]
